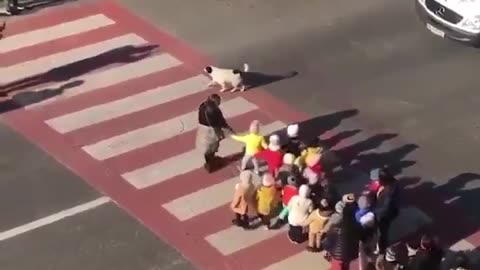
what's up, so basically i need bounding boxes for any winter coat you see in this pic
[374,182,400,222]
[288,185,313,226]
[277,164,300,186]
[303,208,333,233]
[282,185,298,206]
[230,172,255,215]
[406,248,444,270]
[256,149,284,176]
[325,203,361,262]
[255,185,279,216]
[282,137,304,157]
[231,133,266,156]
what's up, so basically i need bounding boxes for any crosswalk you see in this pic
[0,1,474,269]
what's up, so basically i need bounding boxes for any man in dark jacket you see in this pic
[196,94,234,172]
[374,167,400,255]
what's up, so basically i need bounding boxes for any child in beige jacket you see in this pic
[303,198,333,252]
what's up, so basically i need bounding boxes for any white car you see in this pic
[416,0,480,46]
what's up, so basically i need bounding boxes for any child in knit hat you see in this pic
[303,198,333,252]
[282,124,305,157]
[271,173,299,229]
[255,134,284,177]
[277,153,300,187]
[230,170,255,229]
[231,120,267,174]
[254,173,280,229]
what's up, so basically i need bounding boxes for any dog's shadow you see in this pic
[243,70,298,91]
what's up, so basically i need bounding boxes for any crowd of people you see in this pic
[196,94,475,270]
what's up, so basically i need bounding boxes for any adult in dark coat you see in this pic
[325,199,361,270]
[196,94,234,172]
[405,234,443,270]
[374,167,400,255]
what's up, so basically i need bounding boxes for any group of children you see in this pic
[228,120,475,270]
[229,120,342,251]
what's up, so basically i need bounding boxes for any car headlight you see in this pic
[460,16,480,33]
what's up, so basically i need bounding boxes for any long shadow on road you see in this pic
[1,44,158,94]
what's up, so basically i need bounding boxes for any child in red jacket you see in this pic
[271,173,299,229]
[255,134,284,177]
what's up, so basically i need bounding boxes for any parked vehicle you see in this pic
[416,0,480,46]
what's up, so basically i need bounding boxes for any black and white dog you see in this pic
[204,63,249,92]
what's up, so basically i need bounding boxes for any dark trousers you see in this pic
[378,217,395,253]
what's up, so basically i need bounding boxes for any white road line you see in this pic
[1,34,147,85]
[121,121,285,189]
[162,176,238,221]
[205,224,288,256]
[26,53,181,109]
[262,251,330,270]
[0,197,110,241]
[82,97,259,161]
[450,239,476,251]
[46,75,210,134]
[0,14,115,53]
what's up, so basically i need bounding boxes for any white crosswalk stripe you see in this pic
[0,14,115,53]
[45,75,210,133]
[82,97,258,161]
[1,34,147,85]
[121,121,285,189]
[26,53,181,109]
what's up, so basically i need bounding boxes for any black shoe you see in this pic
[306,246,316,252]
[204,162,212,173]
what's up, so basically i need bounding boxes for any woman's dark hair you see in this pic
[379,166,396,186]
[208,94,221,104]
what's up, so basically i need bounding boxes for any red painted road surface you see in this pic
[0,1,478,269]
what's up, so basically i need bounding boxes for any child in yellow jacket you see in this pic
[231,120,267,174]
[255,173,280,229]
[295,137,322,169]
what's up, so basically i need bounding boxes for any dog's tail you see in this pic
[243,63,249,72]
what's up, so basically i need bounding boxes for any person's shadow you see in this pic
[0,80,83,114]
[1,44,158,94]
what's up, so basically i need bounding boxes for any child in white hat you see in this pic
[254,173,280,229]
[255,134,284,178]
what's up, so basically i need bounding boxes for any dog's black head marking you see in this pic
[205,66,213,74]
[232,69,241,74]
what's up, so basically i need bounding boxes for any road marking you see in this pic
[0,197,110,241]
[162,176,238,221]
[262,251,330,270]
[45,75,209,134]
[1,34,146,85]
[0,14,115,53]
[205,224,288,256]
[121,121,285,189]
[26,53,181,109]
[82,97,258,161]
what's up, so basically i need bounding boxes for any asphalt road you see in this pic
[1,0,480,269]
[0,123,196,270]
[117,0,480,218]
